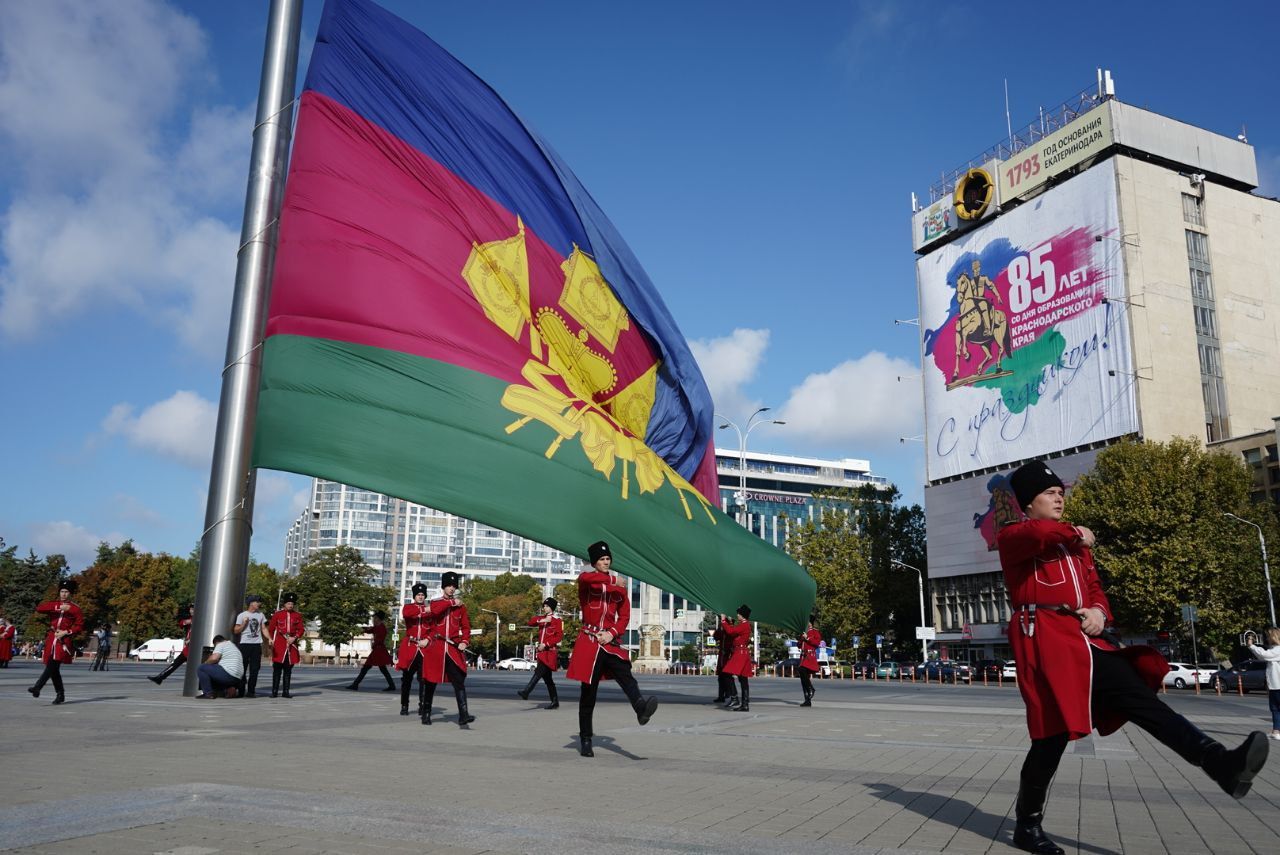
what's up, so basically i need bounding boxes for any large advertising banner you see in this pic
[918,160,1136,481]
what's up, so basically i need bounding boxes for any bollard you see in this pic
[1194,673,1201,696]
[983,670,988,687]
[1237,674,1245,696]
[1215,676,1222,696]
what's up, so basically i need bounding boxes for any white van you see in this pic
[129,638,185,661]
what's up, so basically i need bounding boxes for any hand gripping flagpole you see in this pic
[184,0,303,696]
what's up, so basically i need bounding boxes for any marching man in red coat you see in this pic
[566,541,658,757]
[420,571,473,727]
[0,617,16,667]
[265,592,305,699]
[346,610,397,692]
[998,460,1269,855]
[149,604,194,685]
[517,597,564,709]
[28,580,83,704]
[720,606,754,712]
[397,583,431,716]
[798,615,822,707]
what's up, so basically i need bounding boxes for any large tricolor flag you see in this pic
[253,0,815,631]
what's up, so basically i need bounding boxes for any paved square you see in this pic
[1,662,1276,853]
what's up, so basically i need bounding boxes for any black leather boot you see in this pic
[347,665,369,690]
[270,666,281,698]
[282,667,293,698]
[800,685,812,707]
[1202,731,1270,798]
[421,700,432,725]
[52,692,66,705]
[634,695,658,725]
[736,683,750,712]
[517,672,539,701]
[400,672,412,714]
[1013,785,1064,854]
[418,680,428,716]
[150,658,182,685]
[724,694,740,710]
[547,684,559,710]
[579,734,594,757]
[455,687,475,727]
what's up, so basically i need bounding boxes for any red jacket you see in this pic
[421,597,470,683]
[567,570,630,683]
[799,628,822,673]
[179,614,193,657]
[528,615,564,670]
[268,610,305,665]
[363,622,393,667]
[720,618,754,677]
[0,624,16,662]
[997,518,1167,740]
[36,600,83,664]
[713,627,730,675]
[397,602,431,670]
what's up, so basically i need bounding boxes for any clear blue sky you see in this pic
[2,0,1277,571]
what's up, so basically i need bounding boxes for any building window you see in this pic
[1186,229,1228,441]
[1182,193,1205,227]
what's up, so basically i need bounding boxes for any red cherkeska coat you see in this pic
[997,518,1168,741]
[422,597,470,683]
[566,570,630,683]
[268,610,305,665]
[363,622,393,667]
[0,623,17,662]
[397,602,431,671]
[528,615,564,670]
[179,613,193,657]
[720,618,754,678]
[799,628,822,673]
[713,627,731,675]
[36,600,83,664]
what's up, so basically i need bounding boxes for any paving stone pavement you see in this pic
[1,662,1277,854]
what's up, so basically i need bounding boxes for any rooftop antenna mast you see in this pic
[1004,79,1014,152]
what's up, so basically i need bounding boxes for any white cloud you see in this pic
[110,494,170,528]
[689,328,770,422]
[29,520,128,572]
[0,1,247,355]
[774,351,923,449]
[102,390,217,468]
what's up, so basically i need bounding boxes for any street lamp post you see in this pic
[480,608,501,664]
[1223,513,1276,626]
[716,407,785,666]
[891,559,930,664]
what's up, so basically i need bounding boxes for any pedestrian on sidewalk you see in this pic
[720,606,754,712]
[149,604,194,686]
[566,541,658,757]
[90,624,112,671]
[233,596,266,697]
[0,617,16,668]
[798,615,821,707]
[1247,627,1280,741]
[397,583,431,716]
[347,610,397,692]
[517,598,563,709]
[420,572,474,727]
[197,634,243,699]
[28,581,82,705]
[266,592,304,698]
[997,459,1270,855]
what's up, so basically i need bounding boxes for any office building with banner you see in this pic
[910,72,1280,661]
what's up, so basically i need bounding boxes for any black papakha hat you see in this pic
[587,541,611,564]
[411,582,429,597]
[281,591,297,604]
[440,571,462,589]
[543,597,558,611]
[373,610,388,620]
[58,579,77,594]
[1008,459,1066,509]
[809,613,818,625]
[737,603,752,619]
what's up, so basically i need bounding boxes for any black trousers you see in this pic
[717,672,737,699]
[33,661,64,695]
[579,652,643,737]
[239,643,262,695]
[354,663,395,687]
[799,669,814,695]
[271,660,294,694]
[529,662,557,696]
[91,648,110,671]
[422,657,466,708]
[1021,647,1205,794]
[400,651,424,707]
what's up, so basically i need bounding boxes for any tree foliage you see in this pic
[0,538,68,639]
[293,546,395,658]
[787,503,873,648]
[1065,437,1279,658]
[462,572,544,660]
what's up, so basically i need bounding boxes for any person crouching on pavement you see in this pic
[720,606,754,712]
[197,635,244,699]
[998,459,1269,855]
[518,598,564,709]
[266,592,304,699]
[420,571,473,727]
[565,541,658,757]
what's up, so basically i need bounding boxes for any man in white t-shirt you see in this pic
[197,635,245,699]
[233,596,266,697]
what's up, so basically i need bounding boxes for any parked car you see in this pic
[1002,660,1018,681]
[973,659,1004,681]
[1163,662,1214,689]
[496,657,535,671]
[1210,660,1268,693]
[875,661,901,679]
[915,660,971,684]
[819,659,849,678]
[771,658,802,676]
[850,659,879,678]
[129,638,185,662]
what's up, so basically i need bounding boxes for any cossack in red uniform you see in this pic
[269,609,305,665]
[179,608,193,657]
[365,621,393,667]
[529,614,564,670]
[397,601,431,670]
[720,617,754,678]
[997,517,1167,740]
[566,570,630,682]
[36,600,83,664]
[0,622,16,664]
[421,596,470,683]
[799,627,822,673]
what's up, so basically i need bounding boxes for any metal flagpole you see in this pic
[184,0,304,696]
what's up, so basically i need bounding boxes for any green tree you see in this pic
[108,552,181,650]
[464,573,543,660]
[293,546,395,659]
[552,580,581,654]
[787,502,873,648]
[851,484,928,658]
[1,540,67,640]
[677,641,698,664]
[1065,437,1279,658]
